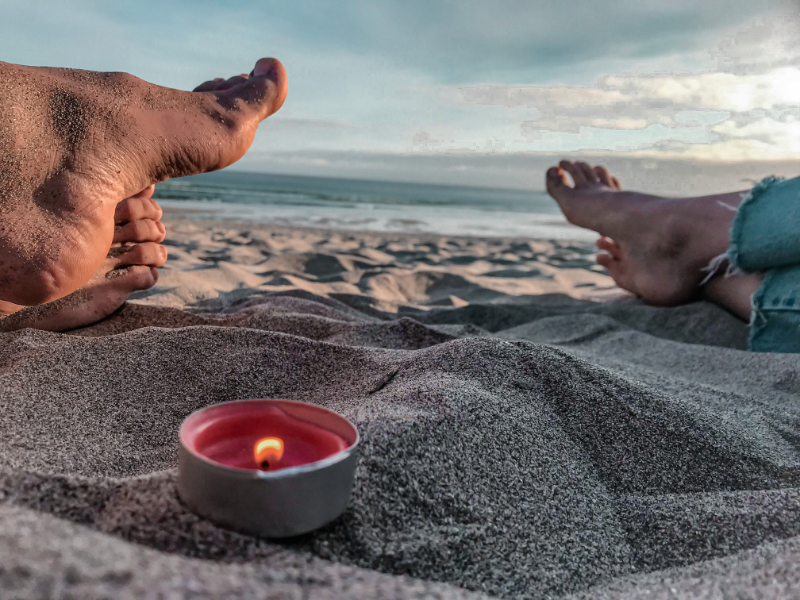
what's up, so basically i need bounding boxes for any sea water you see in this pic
[153,170,593,240]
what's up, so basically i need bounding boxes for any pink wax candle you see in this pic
[182,400,355,472]
[178,399,360,538]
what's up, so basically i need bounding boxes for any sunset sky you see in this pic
[2,0,798,188]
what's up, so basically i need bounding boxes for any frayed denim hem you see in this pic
[699,176,788,284]
[728,175,788,273]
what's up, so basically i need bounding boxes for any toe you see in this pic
[559,160,587,186]
[611,176,623,190]
[596,252,614,269]
[596,236,614,252]
[111,265,159,291]
[213,74,250,91]
[113,219,166,244]
[546,166,572,198]
[143,57,288,185]
[112,242,168,269]
[193,78,226,93]
[576,162,599,184]
[130,184,156,200]
[115,196,163,223]
[593,165,613,187]
[596,236,623,259]
[212,58,288,119]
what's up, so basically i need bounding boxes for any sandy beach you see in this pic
[131,216,623,311]
[1,217,798,599]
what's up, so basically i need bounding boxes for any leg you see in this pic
[703,274,763,322]
[0,57,287,306]
[545,161,748,306]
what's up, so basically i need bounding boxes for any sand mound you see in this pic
[0,221,797,599]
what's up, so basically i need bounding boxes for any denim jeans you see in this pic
[726,175,800,352]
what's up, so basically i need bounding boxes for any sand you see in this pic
[0,217,798,599]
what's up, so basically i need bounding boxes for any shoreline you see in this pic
[155,198,598,242]
[157,214,593,246]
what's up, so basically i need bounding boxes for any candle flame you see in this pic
[254,437,284,469]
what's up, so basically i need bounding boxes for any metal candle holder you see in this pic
[178,399,359,538]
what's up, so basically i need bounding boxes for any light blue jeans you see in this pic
[724,175,800,352]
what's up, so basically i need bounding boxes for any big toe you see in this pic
[194,57,288,119]
[546,166,574,202]
[136,58,288,189]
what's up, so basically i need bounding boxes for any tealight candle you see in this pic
[178,399,359,538]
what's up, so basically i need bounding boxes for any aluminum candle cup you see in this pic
[178,399,359,538]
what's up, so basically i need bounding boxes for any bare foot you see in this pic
[546,161,745,306]
[0,190,167,332]
[0,57,287,306]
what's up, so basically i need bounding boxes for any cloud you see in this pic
[453,66,800,158]
[442,1,800,160]
[459,67,800,125]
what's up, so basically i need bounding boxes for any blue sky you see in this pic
[1,0,798,187]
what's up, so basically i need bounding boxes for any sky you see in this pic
[1,0,799,189]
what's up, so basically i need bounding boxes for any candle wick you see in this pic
[260,459,270,470]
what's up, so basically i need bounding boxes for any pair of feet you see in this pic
[0,56,749,333]
[3,159,745,332]
[0,58,288,332]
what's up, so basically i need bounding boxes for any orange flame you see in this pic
[254,437,284,469]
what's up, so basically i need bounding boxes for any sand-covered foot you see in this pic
[546,161,735,306]
[0,57,287,307]
[0,192,168,332]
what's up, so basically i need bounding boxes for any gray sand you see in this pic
[0,224,798,599]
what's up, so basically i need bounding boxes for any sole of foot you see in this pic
[0,192,168,332]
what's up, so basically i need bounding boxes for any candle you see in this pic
[190,403,349,471]
[178,399,359,538]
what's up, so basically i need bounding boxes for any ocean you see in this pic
[153,170,593,240]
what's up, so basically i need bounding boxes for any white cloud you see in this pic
[441,0,800,162]
[453,66,800,160]
[459,67,800,124]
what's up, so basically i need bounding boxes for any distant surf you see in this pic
[154,170,594,240]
